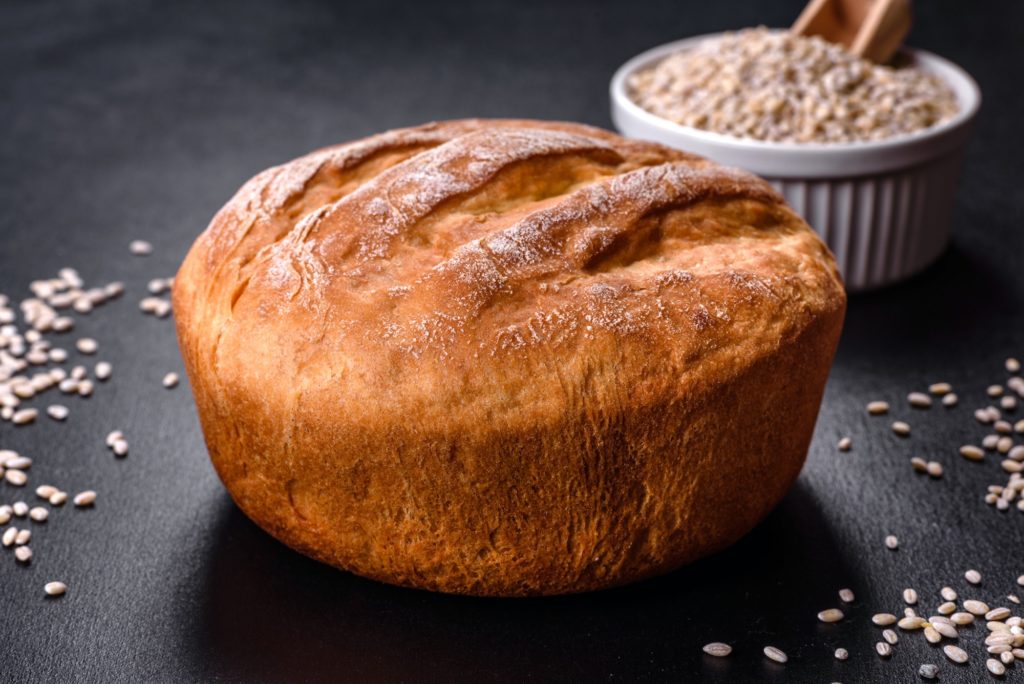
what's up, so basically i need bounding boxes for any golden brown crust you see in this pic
[173,119,845,596]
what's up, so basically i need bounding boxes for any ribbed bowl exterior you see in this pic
[767,150,965,291]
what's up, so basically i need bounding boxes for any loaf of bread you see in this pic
[173,119,845,596]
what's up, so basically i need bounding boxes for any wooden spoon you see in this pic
[792,0,912,64]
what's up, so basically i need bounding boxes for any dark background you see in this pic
[2,0,1023,681]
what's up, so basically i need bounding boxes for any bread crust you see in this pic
[173,119,845,596]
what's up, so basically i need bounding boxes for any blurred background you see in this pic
[1,1,1022,682]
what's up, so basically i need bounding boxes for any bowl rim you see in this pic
[609,31,982,156]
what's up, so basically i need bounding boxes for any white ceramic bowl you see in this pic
[610,34,981,291]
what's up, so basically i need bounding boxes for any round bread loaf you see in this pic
[173,119,845,596]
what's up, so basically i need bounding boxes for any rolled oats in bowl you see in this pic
[627,27,960,145]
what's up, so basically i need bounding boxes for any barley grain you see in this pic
[873,613,898,626]
[927,461,944,477]
[73,490,96,507]
[702,642,731,657]
[837,436,852,452]
[911,457,928,472]
[95,361,112,381]
[965,600,990,615]
[966,570,982,585]
[51,318,73,333]
[5,469,27,486]
[13,502,27,516]
[76,338,98,355]
[933,622,958,639]
[883,628,899,644]
[49,491,66,506]
[961,445,985,461]
[919,663,939,679]
[44,581,66,596]
[147,278,170,294]
[941,586,958,601]
[885,535,899,550]
[943,393,959,407]
[46,404,68,421]
[29,507,48,522]
[139,297,161,313]
[12,408,38,425]
[943,644,968,663]
[988,608,1012,621]
[35,484,57,499]
[938,602,957,615]
[923,626,941,644]
[892,421,911,436]
[868,401,890,415]
[908,392,933,408]
[876,642,892,657]
[15,545,31,563]
[818,608,844,623]
[129,240,153,255]
[904,588,918,605]
[839,588,855,603]
[834,648,848,660]
[929,383,952,395]
[763,646,787,663]
[162,372,179,389]
[899,616,927,630]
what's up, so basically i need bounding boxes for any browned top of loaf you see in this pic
[175,119,843,426]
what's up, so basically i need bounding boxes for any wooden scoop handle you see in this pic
[793,0,912,64]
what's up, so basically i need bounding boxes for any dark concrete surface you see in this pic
[1,1,1022,681]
